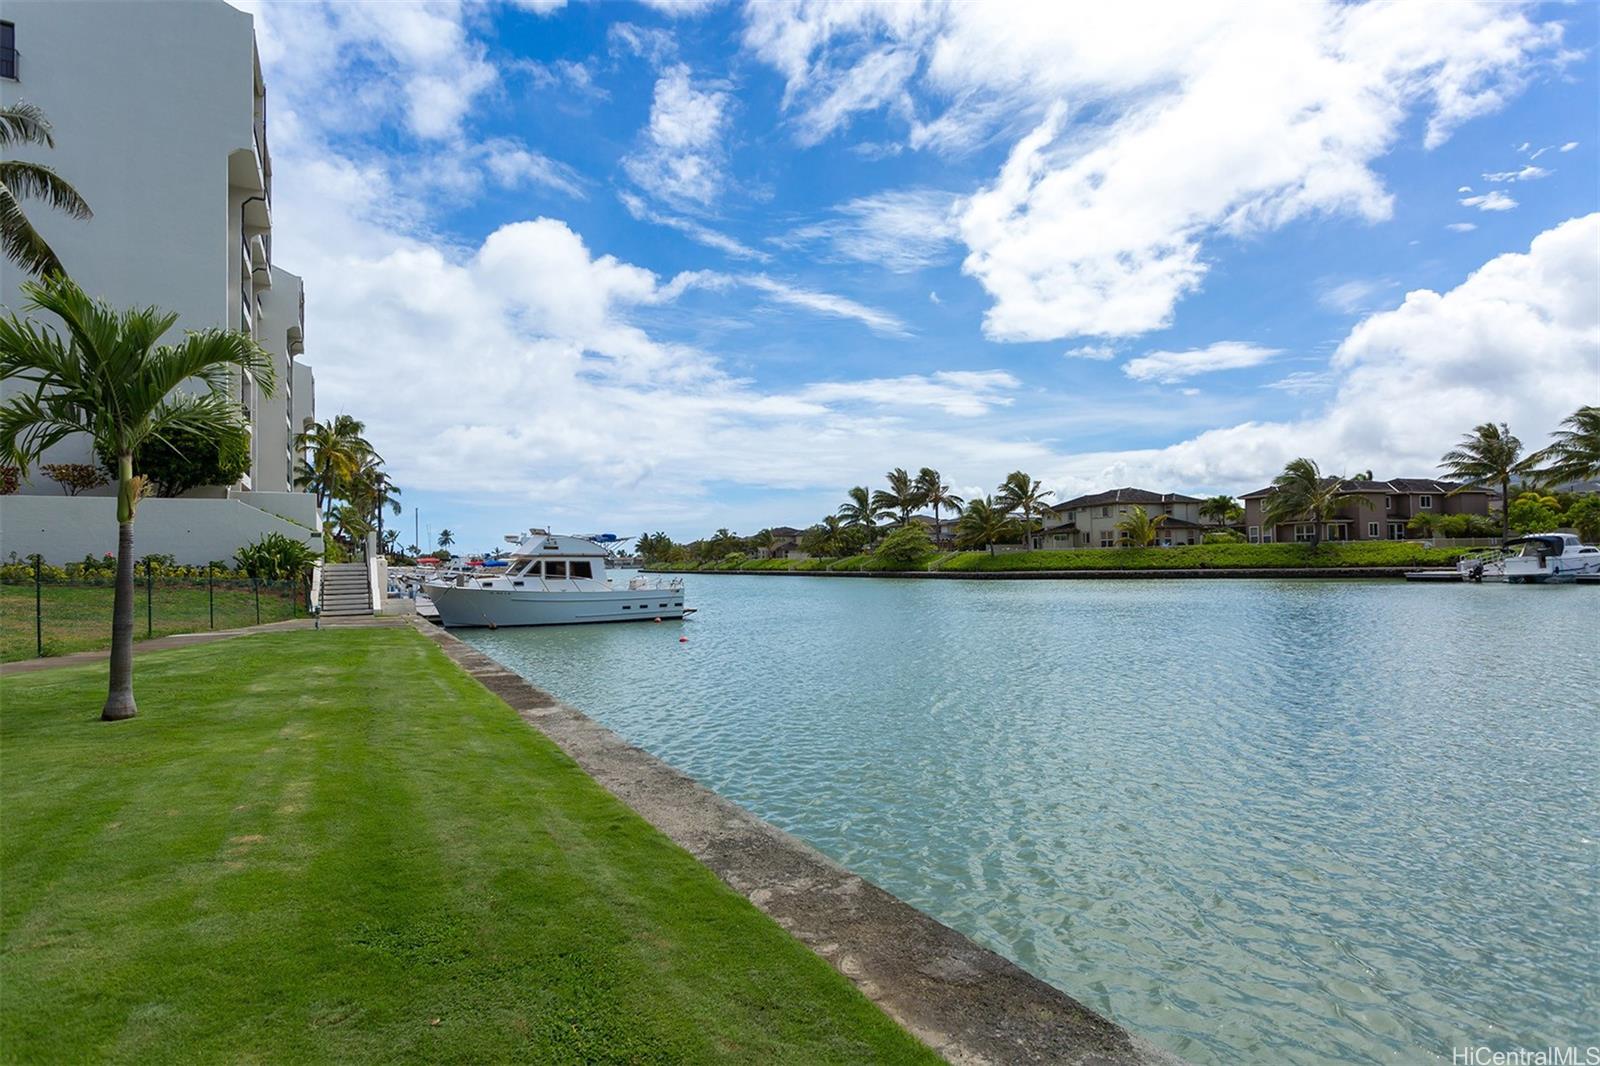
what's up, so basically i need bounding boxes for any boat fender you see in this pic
[679,636,688,643]
[654,617,662,623]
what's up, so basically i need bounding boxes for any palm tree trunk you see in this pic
[102,454,138,721]
[1500,475,1510,542]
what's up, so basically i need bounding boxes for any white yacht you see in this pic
[425,531,689,627]
[1500,533,1600,584]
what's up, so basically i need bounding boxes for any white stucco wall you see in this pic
[0,495,321,565]
[0,0,312,496]
[254,266,305,493]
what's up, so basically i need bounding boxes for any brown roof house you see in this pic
[1240,478,1492,544]
[1036,488,1207,549]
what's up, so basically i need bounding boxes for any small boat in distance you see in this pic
[1501,533,1600,584]
[425,530,689,627]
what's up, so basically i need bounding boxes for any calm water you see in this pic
[463,575,1599,1065]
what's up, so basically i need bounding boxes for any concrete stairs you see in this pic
[320,563,373,618]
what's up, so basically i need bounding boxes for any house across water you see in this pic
[1036,489,1207,549]
[1240,478,1493,544]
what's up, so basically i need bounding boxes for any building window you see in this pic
[1100,506,1110,517]
[1099,532,1116,548]
[0,22,16,81]
[1248,525,1260,543]
[1368,522,1379,538]
[1388,523,1405,540]
[1384,496,1391,510]
[1419,494,1433,509]
[1294,524,1316,543]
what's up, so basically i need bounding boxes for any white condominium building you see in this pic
[0,0,313,496]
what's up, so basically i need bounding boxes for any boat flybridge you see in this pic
[424,530,688,628]
[1499,533,1600,584]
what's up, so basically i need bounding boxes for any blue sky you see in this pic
[241,0,1599,554]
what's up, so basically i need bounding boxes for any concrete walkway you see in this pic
[418,619,1182,1066]
[0,616,406,676]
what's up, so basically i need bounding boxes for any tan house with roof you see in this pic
[1240,478,1493,543]
[1036,489,1208,549]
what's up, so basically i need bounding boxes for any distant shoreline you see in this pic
[643,566,1450,580]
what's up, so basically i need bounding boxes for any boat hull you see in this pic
[425,583,688,627]
[1503,560,1600,584]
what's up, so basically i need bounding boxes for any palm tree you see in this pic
[871,467,921,527]
[955,495,1019,550]
[437,528,454,550]
[915,467,964,546]
[837,485,890,542]
[1199,494,1243,528]
[0,275,273,720]
[349,454,400,549]
[1438,422,1535,541]
[294,414,376,514]
[997,470,1053,547]
[1116,504,1169,547]
[818,514,846,555]
[1,102,93,277]
[1530,405,1600,486]
[1262,457,1371,548]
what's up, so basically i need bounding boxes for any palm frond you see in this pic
[0,160,92,218]
[0,102,55,149]
[0,187,65,277]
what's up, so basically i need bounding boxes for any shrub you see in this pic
[97,420,251,497]
[1202,530,1245,544]
[0,466,18,495]
[234,532,320,581]
[40,463,108,496]
[871,524,935,569]
[1563,495,1600,543]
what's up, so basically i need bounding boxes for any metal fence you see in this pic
[2,558,307,662]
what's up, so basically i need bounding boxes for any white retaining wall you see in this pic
[0,495,323,564]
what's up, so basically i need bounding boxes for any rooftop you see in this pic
[1053,487,1203,511]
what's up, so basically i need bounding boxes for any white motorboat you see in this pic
[1500,533,1600,584]
[424,530,689,627]
[1457,548,1508,582]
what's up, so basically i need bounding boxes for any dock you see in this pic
[1403,570,1462,582]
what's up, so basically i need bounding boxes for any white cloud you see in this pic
[928,291,941,304]
[1040,214,1600,495]
[637,0,721,17]
[1262,370,1337,395]
[623,63,731,208]
[796,370,1019,417]
[1124,341,1283,383]
[1458,185,1474,193]
[480,139,586,198]
[1560,141,1579,152]
[618,192,768,261]
[1064,343,1117,361]
[775,188,959,272]
[1446,222,1477,233]
[1318,279,1388,314]
[741,1,1566,341]
[1483,165,1549,182]
[1460,190,1518,211]
[741,275,911,336]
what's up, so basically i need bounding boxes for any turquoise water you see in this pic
[463,576,1599,1065]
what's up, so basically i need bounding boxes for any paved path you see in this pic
[0,616,407,676]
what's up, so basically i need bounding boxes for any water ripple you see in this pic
[465,577,1600,1065]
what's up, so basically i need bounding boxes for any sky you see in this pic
[235,0,1599,555]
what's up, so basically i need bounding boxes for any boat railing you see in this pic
[627,575,685,591]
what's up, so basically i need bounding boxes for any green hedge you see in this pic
[644,541,1469,574]
[934,542,1468,571]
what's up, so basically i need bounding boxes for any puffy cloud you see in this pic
[637,0,721,17]
[624,64,731,209]
[741,1,1566,341]
[1124,342,1283,384]
[1039,214,1600,494]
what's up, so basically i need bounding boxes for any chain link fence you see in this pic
[1,557,308,662]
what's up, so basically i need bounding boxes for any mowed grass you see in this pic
[0,628,937,1064]
[0,582,298,662]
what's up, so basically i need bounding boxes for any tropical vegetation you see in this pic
[0,274,273,719]
[295,414,401,557]
[0,102,92,277]
[1437,421,1535,541]
[1115,504,1168,547]
[1261,457,1372,548]
[1530,405,1600,485]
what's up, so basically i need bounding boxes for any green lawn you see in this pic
[0,628,936,1064]
[0,581,298,662]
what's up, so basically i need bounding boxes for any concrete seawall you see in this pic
[420,620,1184,1066]
[645,566,1438,580]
